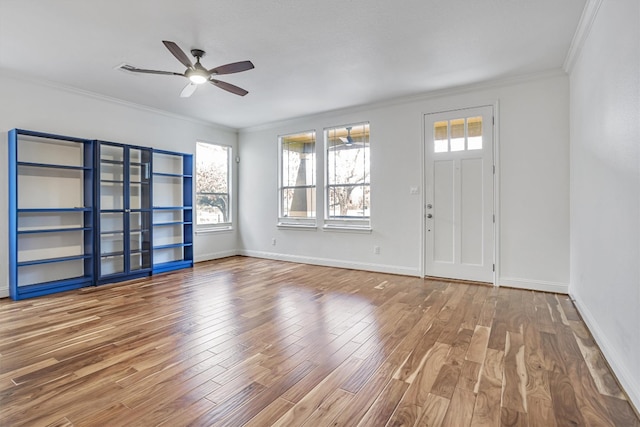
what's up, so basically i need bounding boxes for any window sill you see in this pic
[196,225,234,235]
[277,222,318,231]
[322,224,372,234]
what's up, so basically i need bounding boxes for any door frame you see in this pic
[420,102,500,285]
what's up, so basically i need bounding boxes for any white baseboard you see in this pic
[498,277,569,294]
[0,288,9,299]
[194,249,240,263]
[238,250,422,277]
[571,292,640,414]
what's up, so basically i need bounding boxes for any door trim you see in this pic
[420,102,499,286]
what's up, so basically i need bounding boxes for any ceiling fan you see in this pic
[121,40,254,98]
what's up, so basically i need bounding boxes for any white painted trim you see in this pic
[498,277,569,294]
[240,69,566,134]
[0,69,237,132]
[0,289,9,299]
[563,0,604,73]
[493,100,501,287]
[194,249,240,263]
[239,250,421,277]
[571,292,640,413]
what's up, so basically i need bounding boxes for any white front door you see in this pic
[424,106,494,283]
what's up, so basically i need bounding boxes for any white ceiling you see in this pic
[0,0,586,129]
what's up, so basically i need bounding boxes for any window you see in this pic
[196,142,231,230]
[434,116,483,153]
[279,131,316,225]
[325,123,370,228]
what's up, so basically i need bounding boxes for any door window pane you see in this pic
[467,116,483,150]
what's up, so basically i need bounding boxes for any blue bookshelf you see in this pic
[8,130,194,300]
[152,149,194,274]
[8,129,95,300]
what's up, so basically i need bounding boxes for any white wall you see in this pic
[238,72,570,292]
[568,0,640,410]
[0,73,239,298]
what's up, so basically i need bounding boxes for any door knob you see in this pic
[427,213,433,218]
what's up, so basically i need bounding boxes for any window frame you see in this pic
[195,141,233,233]
[277,130,317,228]
[324,122,371,231]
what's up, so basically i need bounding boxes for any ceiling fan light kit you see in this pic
[121,40,254,97]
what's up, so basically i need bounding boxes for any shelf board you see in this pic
[100,179,124,184]
[18,254,92,267]
[101,159,124,165]
[100,251,125,258]
[130,228,150,233]
[100,230,124,235]
[15,276,92,297]
[153,221,193,227]
[152,206,193,211]
[152,259,193,274]
[130,181,150,185]
[153,243,193,250]
[18,207,92,213]
[153,172,192,178]
[18,226,91,235]
[18,161,90,171]
[130,249,151,255]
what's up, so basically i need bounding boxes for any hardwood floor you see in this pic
[0,256,638,426]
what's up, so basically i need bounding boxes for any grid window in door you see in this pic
[434,116,482,153]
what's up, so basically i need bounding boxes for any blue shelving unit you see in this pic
[8,130,194,300]
[8,129,95,300]
[152,149,194,274]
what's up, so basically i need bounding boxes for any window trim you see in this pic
[278,130,317,227]
[324,122,371,229]
[195,141,233,232]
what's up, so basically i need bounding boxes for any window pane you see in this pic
[434,120,448,153]
[196,142,230,225]
[326,123,370,220]
[280,132,316,220]
[467,116,483,150]
[450,119,465,152]
[282,187,316,218]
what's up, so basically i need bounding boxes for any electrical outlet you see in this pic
[374,246,380,254]
[271,238,276,246]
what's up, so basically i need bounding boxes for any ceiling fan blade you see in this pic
[162,40,193,69]
[180,83,198,98]
[209,61,255,75]
[120,64,183,76]
[210,79,249,96]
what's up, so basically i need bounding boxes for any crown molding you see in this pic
[0,68,237,133]
[239,68,567,134]
[563,0,604,74]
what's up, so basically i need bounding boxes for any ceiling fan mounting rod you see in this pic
[191,49,205,59]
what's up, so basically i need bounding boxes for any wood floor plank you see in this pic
[502,331,528,413]
[441,387,475,427]
[0,256,636,426]
[470,349,504,427]
[356,378,409,427]
[416,393,450,427]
